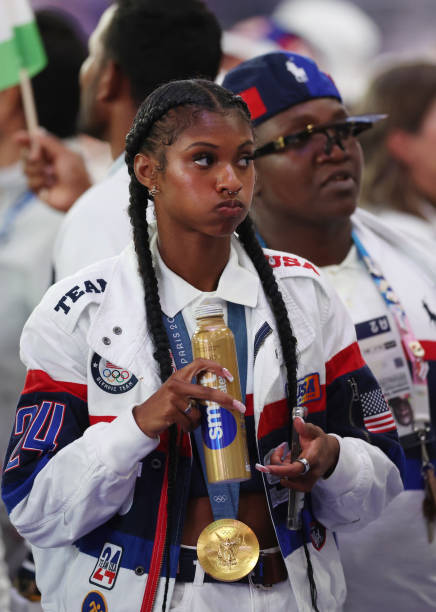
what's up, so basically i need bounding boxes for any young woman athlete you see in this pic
[2,80,403,612]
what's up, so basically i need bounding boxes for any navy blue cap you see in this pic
[222,52,342,126]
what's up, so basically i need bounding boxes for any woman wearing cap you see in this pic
[223,51,436,612]
[2,79,403,612]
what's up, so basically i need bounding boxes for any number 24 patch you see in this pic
[89,543,123,590]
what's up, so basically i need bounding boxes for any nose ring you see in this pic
[225,188,241,197]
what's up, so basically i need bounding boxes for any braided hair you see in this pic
[125,79,316,610]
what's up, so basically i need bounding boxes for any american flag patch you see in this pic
[361,388,396,433]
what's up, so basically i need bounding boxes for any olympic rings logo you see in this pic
[102,368,130,384]
[212,495,228,503]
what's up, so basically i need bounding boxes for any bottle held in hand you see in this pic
[192,304,251,484]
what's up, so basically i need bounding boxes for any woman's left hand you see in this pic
[256,417,340,492]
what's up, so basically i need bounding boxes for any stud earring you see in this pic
[149,185,160,197]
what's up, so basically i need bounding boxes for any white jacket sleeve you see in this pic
[311,435,403,531]
[2,295,159,548]
[8,409,159,548]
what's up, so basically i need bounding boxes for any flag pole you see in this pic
[19,67,38,131]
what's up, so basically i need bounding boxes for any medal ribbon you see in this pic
[352,231,429,401]
[162,302,248,520]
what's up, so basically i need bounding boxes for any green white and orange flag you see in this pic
[0,0,47,92]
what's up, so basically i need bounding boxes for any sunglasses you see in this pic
[254,114,387,158]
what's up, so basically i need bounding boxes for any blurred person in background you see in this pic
[0,9,88,611]
[223,50,436,612]
[272,0,381,105]
[0,6,86,498]
[218,0,381,106]
[218,14,315,79]
[356,61,436,242]
[18,0,222,281]
[31,0,111,39]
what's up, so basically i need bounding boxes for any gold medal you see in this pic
[196,519,259,582]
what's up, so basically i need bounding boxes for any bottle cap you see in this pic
[195,303,224,319]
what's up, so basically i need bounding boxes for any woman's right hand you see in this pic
[132,358,246,439]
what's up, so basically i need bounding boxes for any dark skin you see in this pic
[132,110,340,547]
[253,98,363,267]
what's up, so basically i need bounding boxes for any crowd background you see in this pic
[30,0,436,56]
[27,0,436,124]
[29,1,436,114]
[31,1,436,56]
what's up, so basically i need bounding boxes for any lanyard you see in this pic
[352,231,429,390]
[0,190,34,244]
[162,302,248,520]
[255,231,267,248]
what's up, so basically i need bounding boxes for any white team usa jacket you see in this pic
[1,238,404,612]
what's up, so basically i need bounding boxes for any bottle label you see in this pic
[201,403,237,450]
[200,372,238,450]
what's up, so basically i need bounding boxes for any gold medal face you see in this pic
[196,519,260,582]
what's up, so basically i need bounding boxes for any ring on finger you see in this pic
[295,457,310,475]
[184,399,197,415]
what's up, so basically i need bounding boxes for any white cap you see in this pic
[195,303,224,319]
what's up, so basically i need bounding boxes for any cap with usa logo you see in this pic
[222,51,342,126]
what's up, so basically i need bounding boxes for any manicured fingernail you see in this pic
[223,368,234,382]
[233,400,246,413]
[255,463,271,473]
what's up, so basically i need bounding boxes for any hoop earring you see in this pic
[149,185,160,197]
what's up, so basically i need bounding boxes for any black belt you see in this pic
[176,546,288,587]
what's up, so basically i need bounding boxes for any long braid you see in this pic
[127,176,173,378]
[126,119,177,612]
[237,215,319,611]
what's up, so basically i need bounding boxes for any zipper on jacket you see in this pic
[253,322,273,363]
[140,460,169,612]
[141,429,191,612]
[348,377,370,442]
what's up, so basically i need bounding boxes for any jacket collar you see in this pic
[152,232,259,317]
